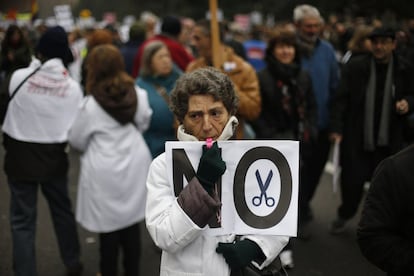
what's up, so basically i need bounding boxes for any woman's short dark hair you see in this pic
[265,27,299,62]
[170,67,239,123]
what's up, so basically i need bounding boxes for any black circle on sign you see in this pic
[233,146,292,229]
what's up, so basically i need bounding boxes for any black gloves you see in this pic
[196,141,226,195]
[216,239,265,270]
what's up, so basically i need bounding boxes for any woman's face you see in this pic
[273,43,295,64]
[151,46,173,76]
[183,94,230,141]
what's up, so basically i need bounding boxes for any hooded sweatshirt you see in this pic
[2,58,83,180]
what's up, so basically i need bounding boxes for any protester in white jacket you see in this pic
[1,25,83,276]
[146,67,289,276]
[69,44,152,276]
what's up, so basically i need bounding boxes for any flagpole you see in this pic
[209,0,221,68]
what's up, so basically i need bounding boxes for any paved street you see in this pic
[0,146,385,276]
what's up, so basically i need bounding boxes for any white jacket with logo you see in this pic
[3,58,83,143]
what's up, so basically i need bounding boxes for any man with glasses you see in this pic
[329,27,414,234]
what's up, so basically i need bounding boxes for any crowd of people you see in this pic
[1,3,414,276]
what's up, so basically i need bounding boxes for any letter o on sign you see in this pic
[233,146,292,229]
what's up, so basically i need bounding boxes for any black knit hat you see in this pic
[35,25,74,64]
[368,27,395,40]
[161,15,182,37]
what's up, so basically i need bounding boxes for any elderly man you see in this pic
[292,4,340,228]
[330,27,414,233]
[145,67,288,275]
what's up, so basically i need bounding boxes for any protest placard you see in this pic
[165,140,298,236]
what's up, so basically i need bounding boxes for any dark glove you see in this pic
[216,239,265,270]
[196,141,226,195]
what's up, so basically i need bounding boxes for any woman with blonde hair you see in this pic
[69,44,152,276]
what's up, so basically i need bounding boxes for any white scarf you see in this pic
[176,116,239,142]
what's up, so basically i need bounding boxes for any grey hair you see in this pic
[170,67,239,123]
[293,4,322,23]
[140,40,167,77]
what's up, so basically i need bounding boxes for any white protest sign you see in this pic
[54,5,74,32]
[165,140,299,237]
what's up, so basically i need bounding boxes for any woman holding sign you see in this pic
[145,67,289,275]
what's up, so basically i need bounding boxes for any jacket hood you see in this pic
[27,58,72,91]
[92,84,137,125]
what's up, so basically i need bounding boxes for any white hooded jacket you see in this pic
[146,116,289,276]
[69,86,152,233]
[3,58,83,143]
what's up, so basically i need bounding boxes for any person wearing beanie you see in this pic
[1,25,83,276]
[36,25,74,66]
[131,15,194,78]
[160,15,182,37]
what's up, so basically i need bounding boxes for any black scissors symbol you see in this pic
[252,169,275,207]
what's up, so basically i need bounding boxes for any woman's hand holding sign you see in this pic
[196,141,226,195]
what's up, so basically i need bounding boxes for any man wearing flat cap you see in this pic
[1,25,83,275]
[329,26,414,234]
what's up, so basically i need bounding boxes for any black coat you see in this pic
[357,144,414,275]
[253,62,317,143]
[330,54,414,161]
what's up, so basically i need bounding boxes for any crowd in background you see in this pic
[1,4,414,276]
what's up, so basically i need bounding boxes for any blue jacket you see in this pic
[301,39,340,129]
